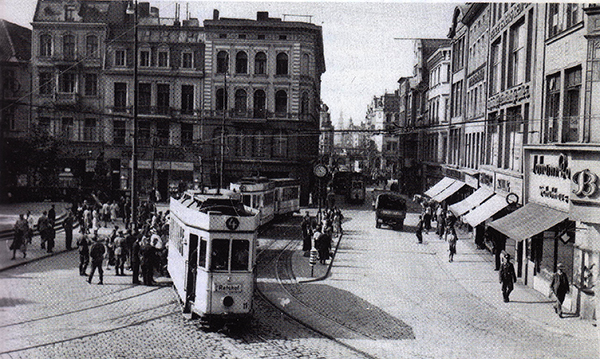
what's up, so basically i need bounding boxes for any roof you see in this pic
[0,19,31,62]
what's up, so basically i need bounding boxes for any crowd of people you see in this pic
[414,199,458,262]
[301,207,343,265]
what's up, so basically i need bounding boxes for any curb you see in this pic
[298,232,344,284]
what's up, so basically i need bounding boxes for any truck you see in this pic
[375,193,407,230]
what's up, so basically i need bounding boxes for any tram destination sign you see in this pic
[214,283,242,292]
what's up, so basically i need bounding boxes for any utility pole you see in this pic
[218,59,228,193]
[127,0,138,229]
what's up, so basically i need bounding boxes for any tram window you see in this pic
[211,239,229,270]
[199,238,207,268]
[231,240,249,271]
[243,195,251,207]
[252,195,260,209]
[264,191,274,205]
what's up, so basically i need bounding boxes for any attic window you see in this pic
[219,34,227,39]
[279,35,287,40]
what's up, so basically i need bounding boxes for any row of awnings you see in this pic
[425,177,569,241]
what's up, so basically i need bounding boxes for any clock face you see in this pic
[314,165,327,178]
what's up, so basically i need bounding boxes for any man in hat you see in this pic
[499,252,517,302]
[550,263,570,318]
[88,235,106,285]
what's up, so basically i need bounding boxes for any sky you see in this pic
[1,0,458,128]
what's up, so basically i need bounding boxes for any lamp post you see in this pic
[218,60,228,194]
[127,0,138,229]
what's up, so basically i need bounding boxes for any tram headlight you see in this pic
[223,296,234,307]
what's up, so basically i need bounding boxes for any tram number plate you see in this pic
[214,283,242,292]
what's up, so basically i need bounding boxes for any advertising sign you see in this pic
[528,151,571,212]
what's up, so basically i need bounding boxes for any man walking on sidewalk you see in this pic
[88,236,106,285]
[77,235,90,276]
[499,253,517,302]
[550,263,570,318]
[63,210,74,250]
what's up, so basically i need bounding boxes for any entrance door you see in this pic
[185,234,199,310]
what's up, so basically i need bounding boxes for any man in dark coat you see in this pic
[48,204,56,227]
[88,236,106,285]
[131,236,141,284]
[77,235,90,276]
[499,253,517,302]
[416,215,424,244]
[37,211,50,250]
[316,230,331,265]
[140,237,155,286]
[63,210,74,250]
[551,263,570,318]
[301,211,312,252]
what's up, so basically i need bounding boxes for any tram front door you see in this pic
[186,234,199,308]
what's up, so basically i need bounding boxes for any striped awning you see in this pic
[449,187,494,217]
[432,180,466,203]
[463,194,509,228]
[489,202,569,241]
[424,177,455,198]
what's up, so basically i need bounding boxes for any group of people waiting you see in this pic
[11,206,57,259]
[301,207,343,265]
[415,199,458,262]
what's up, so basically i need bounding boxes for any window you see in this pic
[566,3,581,29]
[83,118,97,141]
[253,89,266,118]
[38,117,51,135]
[40,34,52,57]
[217,51,228,73]
[139,49,150,67]
[59,73,76,93]
[158,50,169,67]
[63,34,75,59]
[181,123,193,146]
[138,121,150,146]
[545,73,561,143]
[273,130,287,157]
[61,118,73,140]
[216,88,227,111]
[157,84,170,115]
[301,53,310,75]
[238,34,246,39]
[113,120,126,145]
[181,52,193,68]
[254,52,266,75]
[275,90,287,115]
[276,53,288,75]
[2,105,15,131]
[234,89,247,115]
[236,51,248,74]
[231,240,249,271]
[115,49,126,67]
[211,238,229,270]
[114,82,127,111]
[548,3,560,38]
[490,40,502,95]
[181,85,194,114]
[65,5,75,21]
[84,73,97,96]
[279,35,287,40]
[138,83,151,114]
[563,66,581,142]
[509,21,526,87]
[255,130,265,157]
[156,122,169,146]
[300,91,309,116]
[219,34,227,39]
[258,34,265,40]
[39,72,54,95]
[198,238,207,268]
[86,35,98,57]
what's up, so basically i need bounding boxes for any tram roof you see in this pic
[179,189,254,216]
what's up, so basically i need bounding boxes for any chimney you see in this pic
[213,9,219,20]
[257,11,269,21]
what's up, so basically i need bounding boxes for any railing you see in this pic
[200,109,297,120]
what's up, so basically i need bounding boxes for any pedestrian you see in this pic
[416,215,424,244]
[444,212,456,241]
[333,208,343,238]
[131,235,141,284]
[48,204,56,227]
[114,230,126,276]
[101,202,110,227]
[499,252,517,302]
[25,210,35,244]
[46,225,55,253]
[88,236,106,285]
[316,228,332,265]
[37,211,50,249]
[301,211,312,252]
[63,209,74,250]
[11,214,28,259]
[550,263,570,318]
[436,205,445,237]
[83,206,91,235]
[447,228,457,262]
[110,201,119,224]
[423,203,432,234]
[77,234,90,276]
[140,237,155,286]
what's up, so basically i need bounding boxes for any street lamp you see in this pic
[126,0,138,229]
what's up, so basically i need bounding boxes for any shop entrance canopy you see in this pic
[463,194,509,228]
[432,180,466,203]
[424,177,455,198]
[449,187,494,217]
[488,202,569,241]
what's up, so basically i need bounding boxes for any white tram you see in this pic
[229,177,275,226]
[168,189,260,325]
[272,178,301,216]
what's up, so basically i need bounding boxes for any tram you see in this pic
[346,172,366,204]
[272,178,301,216]
[168,189,260,325]
[229,177,275,226]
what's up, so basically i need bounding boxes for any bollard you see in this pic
[309,247,318,277]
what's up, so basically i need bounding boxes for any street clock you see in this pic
[313,164,328,178]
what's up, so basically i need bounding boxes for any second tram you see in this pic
[272,178,301,216]
[229,177,275,226]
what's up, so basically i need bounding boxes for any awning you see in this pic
[488,202,569,241]
[463,194,509,227]
[449,187,494,216]
[424,177,455,198]
[432,180,466,203]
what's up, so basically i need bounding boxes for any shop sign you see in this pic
[495,173,523,202]
[528,152,571,212]
[155,161,171,170]
[171,161,193,171]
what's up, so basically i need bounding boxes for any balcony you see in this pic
[53,92,79,105]
[200,109,295,120]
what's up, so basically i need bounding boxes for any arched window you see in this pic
[276,53,288,75]
[86,35,98,57]
[217,51,228,74]
[63,34,75,59]
[234,89,247,115]
[300,91,310,116]
[275,90,287,115]
[216,88,227,110]
[253,90,266,118]
[236,51,248,74]
[40,34,52,57]
[254,52,266,74]
[301,53,310,75]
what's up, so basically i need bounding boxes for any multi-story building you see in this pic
[367,93,400,178]
[0,20,32,201]
[202,10,325,203]
[25,1,324,204]
[319,102,334,165]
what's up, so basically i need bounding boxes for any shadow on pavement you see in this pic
[0,297,35,307]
